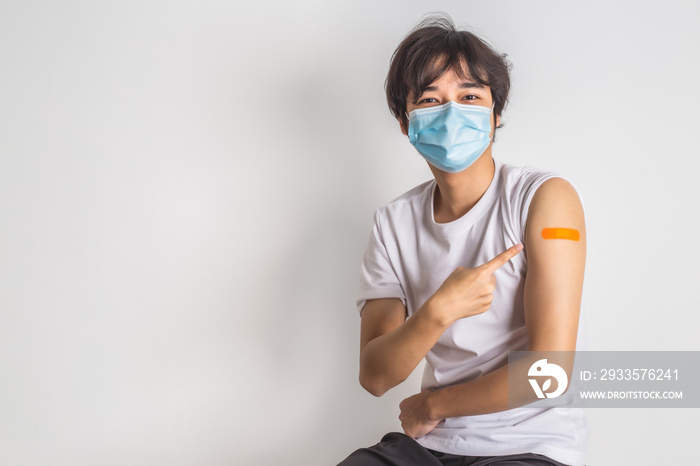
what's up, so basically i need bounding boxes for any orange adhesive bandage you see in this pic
[541,228,580,241]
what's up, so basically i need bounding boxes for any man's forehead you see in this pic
[419,58,486,88]
[422,80,486,92]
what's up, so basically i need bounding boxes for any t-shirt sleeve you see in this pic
[356,210,406,315]
[518,172,585,234]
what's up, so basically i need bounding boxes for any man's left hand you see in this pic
[398,390,442,439]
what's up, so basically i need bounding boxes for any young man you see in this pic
[338,16,587,466]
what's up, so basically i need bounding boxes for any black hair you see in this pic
[385,14,511,136]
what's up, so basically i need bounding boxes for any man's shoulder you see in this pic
[376,179,434,217]
[497,161,567,203]
[499,161,559,188]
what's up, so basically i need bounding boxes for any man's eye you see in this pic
[417,98,437,104]
[462,95,477,101]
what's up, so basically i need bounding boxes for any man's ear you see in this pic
[496,114,501,128]
[400,118,408,136]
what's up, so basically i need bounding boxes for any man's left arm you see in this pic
[399,177,586,438]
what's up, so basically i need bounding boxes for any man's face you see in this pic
[400,66,500,137]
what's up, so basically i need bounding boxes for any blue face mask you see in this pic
[408,101,493,173]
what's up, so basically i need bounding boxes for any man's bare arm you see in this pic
[359,298,448,397]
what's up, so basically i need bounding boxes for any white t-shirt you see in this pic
[357,158,587,466]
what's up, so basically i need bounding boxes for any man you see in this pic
[338,15,587,466]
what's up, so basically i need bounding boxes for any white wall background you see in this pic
[1,1,699,464]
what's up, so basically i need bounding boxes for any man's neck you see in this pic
[431,152,495,224]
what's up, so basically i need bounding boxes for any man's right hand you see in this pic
[427,244,523,326]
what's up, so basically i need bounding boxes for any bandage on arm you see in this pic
[541,227,580,241]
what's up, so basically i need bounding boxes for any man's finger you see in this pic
[480,244,523,273]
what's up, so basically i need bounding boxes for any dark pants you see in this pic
[338,432,570,466]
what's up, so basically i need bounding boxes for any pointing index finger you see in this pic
[481,244,523,273]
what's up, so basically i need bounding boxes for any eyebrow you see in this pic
[422,81,485,92]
